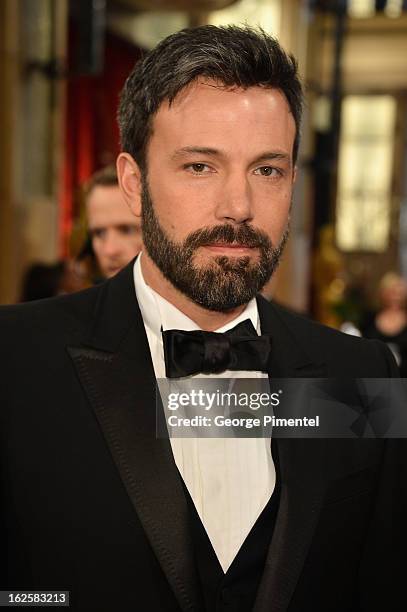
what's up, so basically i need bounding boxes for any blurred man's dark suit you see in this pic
[0,260,405,611]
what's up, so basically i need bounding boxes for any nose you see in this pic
[214,172,254,224]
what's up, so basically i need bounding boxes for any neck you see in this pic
[140,251,247,331]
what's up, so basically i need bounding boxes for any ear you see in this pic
[292,165,297,184]
[116,153,142,217]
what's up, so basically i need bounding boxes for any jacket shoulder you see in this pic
[266,299,398,377]
[0,285,101,347]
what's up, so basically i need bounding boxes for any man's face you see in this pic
[86,185,142,278]
[124,80,296,310]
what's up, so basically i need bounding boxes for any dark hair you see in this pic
[83,164,118,199]
[20,262,65,302]
[118,25,303,169]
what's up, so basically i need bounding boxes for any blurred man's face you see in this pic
[86,185,142,278]
[380,278,407,309]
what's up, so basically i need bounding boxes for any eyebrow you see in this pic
[171,146,220,159]
[254,152,291,165]
[171,146,291,165]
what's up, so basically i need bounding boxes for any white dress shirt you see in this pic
[133,254,275,572]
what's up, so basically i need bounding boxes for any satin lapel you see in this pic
[67,262,201,612]
[254,297,327,612]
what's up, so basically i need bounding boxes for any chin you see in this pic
[105,269,120,278]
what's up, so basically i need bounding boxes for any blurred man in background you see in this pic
[84,165,142,278]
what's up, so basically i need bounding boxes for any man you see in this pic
[0,25,404,612]
[84,165,142,278]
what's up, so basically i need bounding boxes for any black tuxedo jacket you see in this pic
[0,261,405,611]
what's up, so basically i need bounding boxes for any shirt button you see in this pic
[220,587,233,604]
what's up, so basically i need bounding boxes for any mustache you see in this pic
[184,224,272,250]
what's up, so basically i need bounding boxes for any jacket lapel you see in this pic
[67,262,201,612]
[254,297,327,612]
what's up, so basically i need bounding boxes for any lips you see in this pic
[203,243,257,254]
[206,243,252,248]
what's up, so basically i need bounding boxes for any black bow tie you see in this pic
[162,319,271,378]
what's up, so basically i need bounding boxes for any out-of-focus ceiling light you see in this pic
[208,0,281,36]
[113,0,238,10]
[108,0,241,50]
[347,0,375,18]
[108,10,189,48]
[348,0,404,18]
[385,0,403,18]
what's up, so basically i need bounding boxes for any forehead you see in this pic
[148,80,296,160]
[86,185,136,226]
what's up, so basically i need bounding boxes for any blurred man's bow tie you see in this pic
[162,319,271,378]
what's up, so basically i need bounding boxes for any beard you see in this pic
[141,177,289,312]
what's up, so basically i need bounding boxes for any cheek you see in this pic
[92,239,103,256]
[126,236,141,252]
[257,199,291,241]
[149,180,213,234]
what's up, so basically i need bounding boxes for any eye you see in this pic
[118,225,138,236]
[254,166,282,178]
[185,163,213,175]
[90,228,106,240]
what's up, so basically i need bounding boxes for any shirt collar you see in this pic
[133,253,261,337]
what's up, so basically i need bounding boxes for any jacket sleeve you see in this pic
[358,340,407,610]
